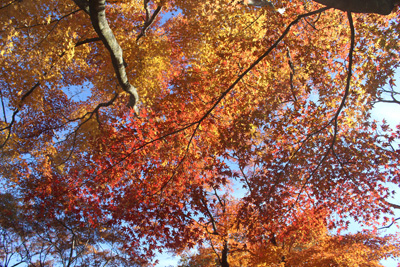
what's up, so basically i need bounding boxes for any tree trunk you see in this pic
[313,0,399,15]
[220,240,229,267]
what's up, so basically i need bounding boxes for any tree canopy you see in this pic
[1,0,400,266]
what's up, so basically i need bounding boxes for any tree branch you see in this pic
[0,0,18,10]
[381,199,400,209]
[136,1,163,44]
[58,93,119,165]
[313,0,399,15]
[200,197,219,235]
[289,11,355,212]
[378,217,400,230]
[88,0,139,112]
[72,0,90,14]
[239,0,275,8]
[75,37,101,47]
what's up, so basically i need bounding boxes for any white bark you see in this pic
[73,0,139,112]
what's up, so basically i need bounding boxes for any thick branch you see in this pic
[72,0,90,14]
[381,198,400,209]
[88,0,139,112]
[240,0,274,8]
[220,240,229,267]
[313,0,399,15]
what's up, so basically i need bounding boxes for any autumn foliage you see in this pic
[1,0,400,266]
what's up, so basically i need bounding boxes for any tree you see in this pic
[177,199,400,266]
[0,192,145,267]
[1,0,400,265]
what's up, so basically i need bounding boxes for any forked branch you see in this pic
[72,0,140,112]
[89,0,139,111]
[136,0,162,43]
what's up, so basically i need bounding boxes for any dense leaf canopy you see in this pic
[1,0,400,266]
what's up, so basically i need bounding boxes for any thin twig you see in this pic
[0,0,18,10]
[378,217,400,230]
[286,47,297,102]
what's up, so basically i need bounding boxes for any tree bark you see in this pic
[220,240,229,267]
[88,0,139,111]
[313,0,399,15]
[240,0,274,8]
[72,0,139,111]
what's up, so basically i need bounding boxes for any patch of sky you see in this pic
[159,8,182,26]
[373,100,400,127]
[61,81,93,102]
